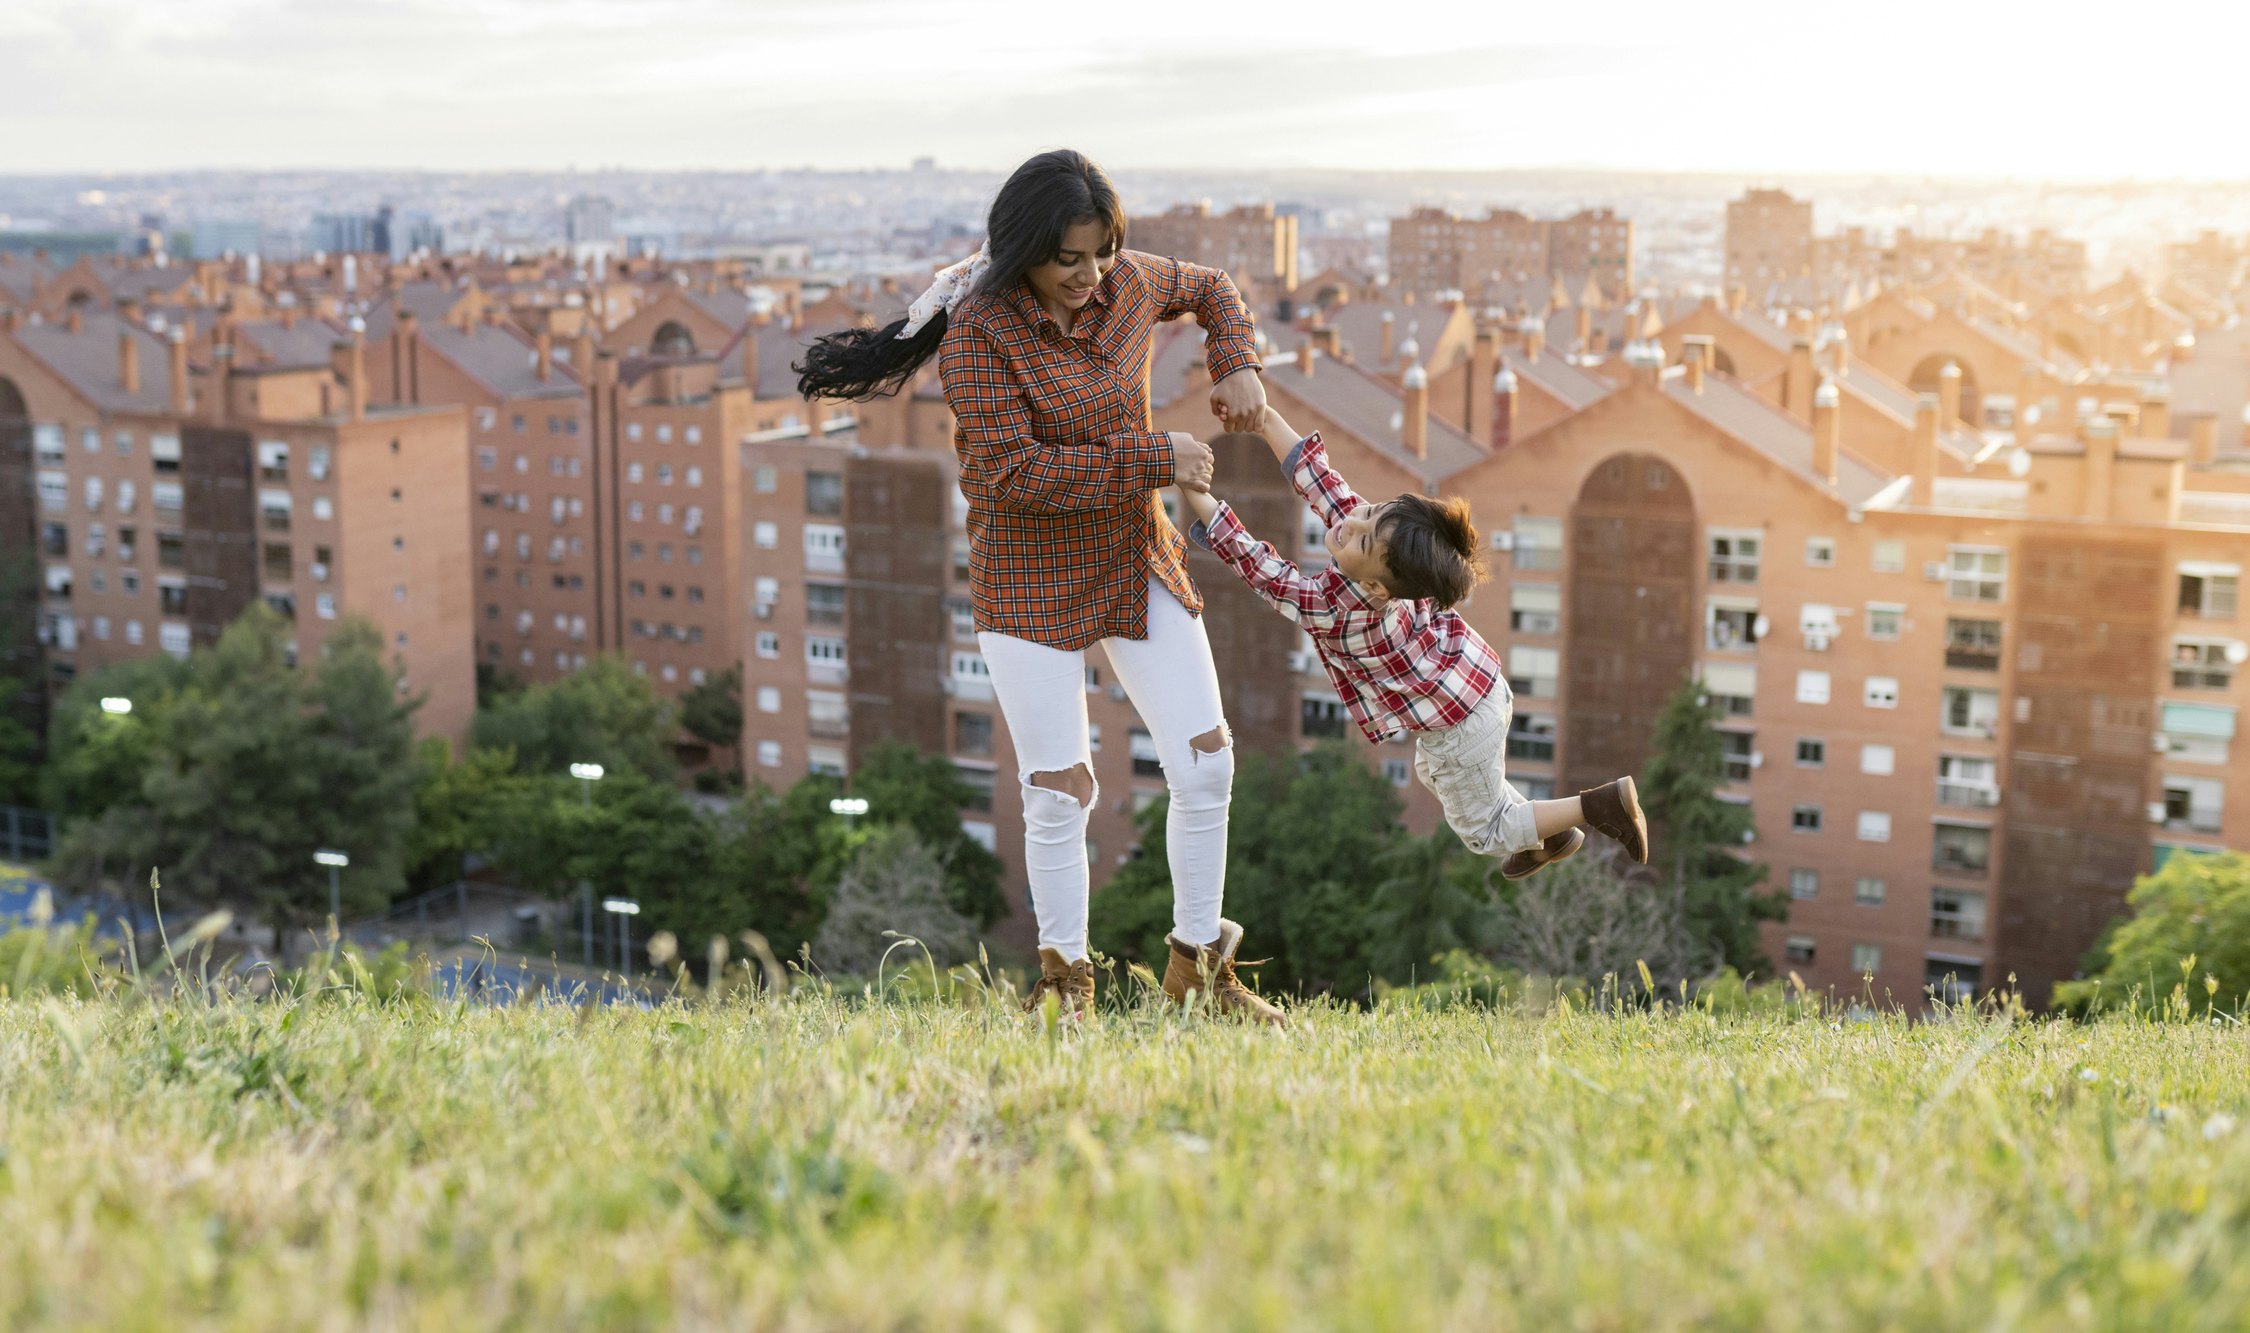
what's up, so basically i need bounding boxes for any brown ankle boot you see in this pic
[1579,776,1649,863]
[1163,919,1287,1027]
[1501,827,1584,880]
[1024,948,1095,1018]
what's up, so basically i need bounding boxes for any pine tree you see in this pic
[1641,677,1784,975]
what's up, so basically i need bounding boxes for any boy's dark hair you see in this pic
[1376,493,1487,607]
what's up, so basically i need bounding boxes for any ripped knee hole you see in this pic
[1029,763,1096,806]
[1189,723,1231,758]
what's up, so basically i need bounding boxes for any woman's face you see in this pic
[1025,218,1116,316]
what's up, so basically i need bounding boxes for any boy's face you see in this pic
[1324,502,1393,598]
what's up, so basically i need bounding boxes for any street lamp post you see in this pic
[569,763,604,965]
[602,897,640,978]
[829,796,869,829]
[99,697,133,716]
[314,848,349,928]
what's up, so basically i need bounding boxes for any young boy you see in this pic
[1179,407,1648,878]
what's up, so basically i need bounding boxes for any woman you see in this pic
[797,149,1283,1025]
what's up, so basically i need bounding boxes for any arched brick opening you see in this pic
[1563,452,1697,794]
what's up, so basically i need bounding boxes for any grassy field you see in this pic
[3,967,2250,1331]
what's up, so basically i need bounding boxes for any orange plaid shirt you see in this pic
[938,250,1261,649]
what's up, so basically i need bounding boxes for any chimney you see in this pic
[117,296,140,327]
[210,338,233,422]
[1811,379,1840,485]
[1467,329,1497,445]
[1316,326,1341,359]
[1827,331,1849,376]
[394,310,421,404]
[1938,359,1963,426]
[536,330,553,383]
[1379,311,1395,364]
[167,326,189,414]
[1726,284,1747,316]
[1492,367,1518,449]
[279,304,297,331]
[2188,411,2219,464]
[1574,303,1591,352]
[1785,337,1815,420]
[1296,339,1314,377]
[2140,389,2170,440]
[1682,335,1713,395]
[1402,363,1428,459]
[119,325,140,396]
[332,323,366,422]
[738,329,758,391]
[2083,416,2117,521]
[1911,393,1940,506]
[1521,316,1545,363]
[66,307,82,335]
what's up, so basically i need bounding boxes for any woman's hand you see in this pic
[1170,433,1215,492]
[1209,368,1267,433]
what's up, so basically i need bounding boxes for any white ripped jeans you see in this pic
[978,581,1232,961]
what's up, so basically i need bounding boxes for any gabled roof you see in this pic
[1500,346,1613,410]
[0,258,54,304]
[1261,349,1484,488]
[1661,373,1892,508]
[419,321,582,400]
[236,317,341,370]
[10,313,177,414]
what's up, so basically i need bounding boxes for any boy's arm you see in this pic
[1186,496,1342,633]
[1258,408,1364,528]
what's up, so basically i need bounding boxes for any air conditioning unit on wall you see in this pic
[1924,561,1947,582]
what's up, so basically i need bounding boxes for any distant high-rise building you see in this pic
[1387,206,1633,304]
[564,196,617,246]
[1725,188,1814,296]
[190,220,263,260]
[1129,202,1298,309]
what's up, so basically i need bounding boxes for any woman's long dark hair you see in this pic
[793,148,1128,401]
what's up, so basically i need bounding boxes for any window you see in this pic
[1706,597,1760,651]
[1507,713,1556,763]
[35,473,66,513]
[1946,546,2006,602]
[1863,676,1898,709]
[1805,537,1835,568]
[121,569,139,594]
[82,476,103,512]
[1302,692,1348,739]
[1854,877,1887,907]
[1861,744,1895,776]
[949,598,976,640]
[686,466,702,488]
[753,522,778,550]
[1930,888,1987,941]
[804,524,845,569]
[83,523,102,558]
[754,464,777,493]
[757,740,782,769]
[751,686,782,715]
[953,538,972,580]
[2160,702,2236,765]
[313,497,333,522]
[1129,727,1163,777]
[1944,618,2001,669]
[257,441,289,482]
[2179,563,2239,620]
[1509,584,1560,636]
[115,479,135,515]
[1796,738,1825,767]
[1938,755,1998,807]
[807,691,849,738]
[1509,646,1558,698]
[1707,529,1761,583]
[512,414,526,434]
[153,481,184,513]
[114,430,132,457]
[955,711,994,757]
[806,471,844,517]
[656,424,672,443]
[1857,811,1892,842]
[156,532,185,569]
[1792,804,1822,832]
[1702,663,1755,717]
[806,583,845,625]
[1799,602,1840,649]
[1512,516,1563,571]
[158,623,191,659]
[950,651,991,693]
[627,462,644,485]
[685,425,701,444]
[805,635,846,669]
[263,542,292,581]
[1796,670,1831,705]
[955,764,996,812]
[2163,775,2225,834]
[41,522,66,557]
[1784,936,1816,965]
[1866,604,1904,640]
[123,618,143,644]
[1926,957,1981,1004]
[1942,687,2000,737]
[1789,868,1819,900]
[1932,823,1991,876]
[1850,944,1881,974]
[1872,539,1905,573]
[2171,639,2237,691]
[1719,730,1754,783]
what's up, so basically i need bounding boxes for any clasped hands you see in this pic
[1173,368,1268,492]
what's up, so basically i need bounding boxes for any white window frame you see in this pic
[1946,545,2007,603]
[1864,676,1899,709]
[1796,670,1831,705]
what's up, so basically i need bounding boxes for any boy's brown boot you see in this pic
[1163,918,1287,1028]
[1024,948,1096,1018]
[1501,827,1584,880]
[1579,776,1649,863]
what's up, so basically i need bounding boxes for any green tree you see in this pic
[1364,827,1501,982]
[1641,677,1783,976]
[812,825,978,976]
[0,553,48,805]
[470,654,678,781]
[46,609,420,938]
[679,665,743,752]
[400,739,534,894]
[850,743,1006,926]
[2066,851,2250,1014]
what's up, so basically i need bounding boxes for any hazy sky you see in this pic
[6,0,2249,179]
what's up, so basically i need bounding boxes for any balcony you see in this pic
[1937,781,2000,809]
[1944,647,2001,671]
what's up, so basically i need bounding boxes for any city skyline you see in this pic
[9,0,2250,180]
